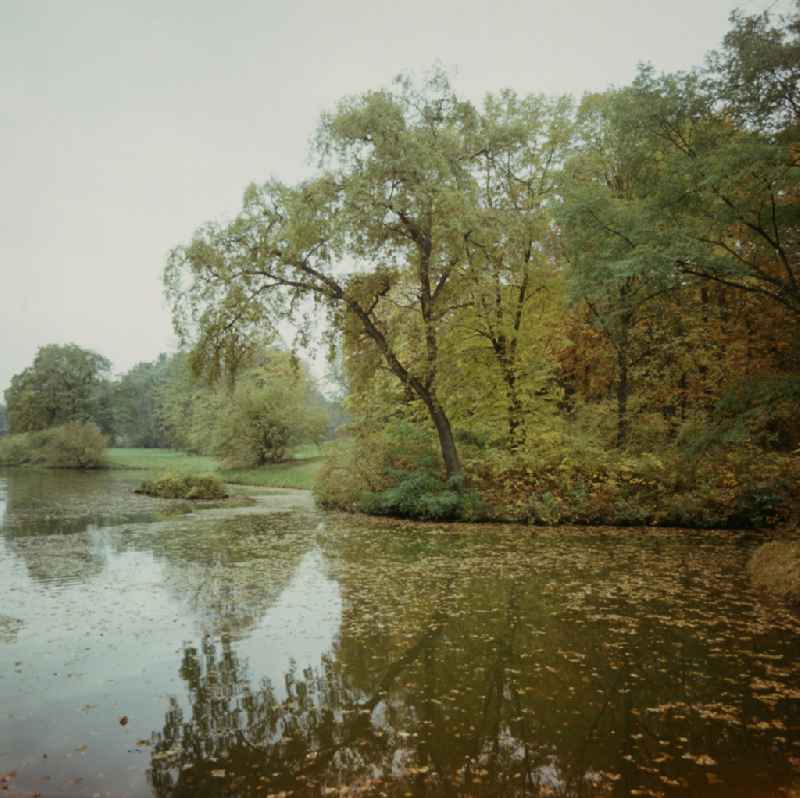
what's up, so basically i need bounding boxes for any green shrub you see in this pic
[528,491,563,525]
[315,420,487,521]
[315,419,799,528]
[0,422,107,468]
[135,472,228,500]
[314,436,391,511]
[358,470,484,521]
[0,434,32,466]
[41,422,108,468]
[315,422,438,512]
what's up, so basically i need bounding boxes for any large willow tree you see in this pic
[165,72,569,480]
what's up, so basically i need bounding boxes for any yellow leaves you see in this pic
[748,719,786,731]
[695,703,740,724]
[406,765,429,775]
[681,753,718,766]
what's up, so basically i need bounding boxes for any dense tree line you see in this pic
[2,344,331,465]
[166,4,799,526]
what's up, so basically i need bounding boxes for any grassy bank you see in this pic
[107,446,324,491]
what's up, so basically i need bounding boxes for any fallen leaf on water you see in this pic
[695,755,717,767]
[681,753,717,766]
[119,715,128,726]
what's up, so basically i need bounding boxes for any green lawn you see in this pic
[107,447,324,490]
[107,448,219,473]
[220,460,322,490]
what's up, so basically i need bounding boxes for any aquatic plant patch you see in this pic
[135,472,228,500]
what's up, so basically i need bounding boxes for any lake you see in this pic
[1,469,799,797]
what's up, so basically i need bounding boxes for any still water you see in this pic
[0,469,799,797]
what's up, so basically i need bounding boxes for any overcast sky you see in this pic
[0,0,785,395]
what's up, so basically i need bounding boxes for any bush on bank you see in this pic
[748,540,800,606]
[0,422,108,469]
[315,426,799,528]
[314,422,480,521]
[470,442,798,528]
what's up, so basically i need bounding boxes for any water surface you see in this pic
[1,469,799,797]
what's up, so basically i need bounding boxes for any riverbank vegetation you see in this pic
[0,422,107,469]
[164,5,800,528]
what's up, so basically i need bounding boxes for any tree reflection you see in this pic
[145,512,318,638]
[0,476,7,529]
[3,527,107,585]
[0,469,152,585]
[148,524,800,797]
[148,601,627,797]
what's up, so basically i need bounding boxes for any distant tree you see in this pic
[198,351,329,466]
[4,344,112,434]
[113,354,172,448]
[155,352,198,450]
[145,348,329,461]
[0,403,7,436]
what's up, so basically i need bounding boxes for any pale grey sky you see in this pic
[0,0,783,395]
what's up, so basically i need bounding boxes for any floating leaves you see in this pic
[3,482,800,797]
[681,753,718,766]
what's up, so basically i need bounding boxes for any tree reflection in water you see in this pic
[147,608,641,796]
[0,476,7,529]
[144,512,319,639]
[148,523,800,797]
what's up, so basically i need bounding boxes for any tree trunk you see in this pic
[346,299,463,483]
[503,367,523,450]
[616,347,629,449]
[613,301,633,450]
[422,393,463,484]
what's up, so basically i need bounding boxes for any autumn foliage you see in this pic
[316,4,800,527]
